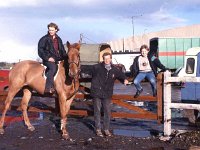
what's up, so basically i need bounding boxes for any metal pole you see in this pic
[80,33,83,44]
[132,16,134,38]
[131,15,142,50]
[131,15,142,38]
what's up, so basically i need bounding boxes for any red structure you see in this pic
[0,70,9,91]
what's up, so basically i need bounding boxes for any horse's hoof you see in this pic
[28,126,35,131]
[62,133,70,140]
[0,128,4,135]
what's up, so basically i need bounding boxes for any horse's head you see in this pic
[66,41,81,78]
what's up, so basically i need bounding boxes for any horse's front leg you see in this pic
[59,94,74,140]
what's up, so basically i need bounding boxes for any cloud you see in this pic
[0,0,103,8]
[150,8,186,24]
[0,0,199,62]
[0,39,37,62]
[0,0,39,7]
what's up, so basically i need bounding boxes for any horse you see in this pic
[0,41,80,140]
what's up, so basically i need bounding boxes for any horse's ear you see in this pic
[66,41,70,49]
[76,43,81,51]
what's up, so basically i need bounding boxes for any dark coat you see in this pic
[38,34,67,62]
[90,63,126,99]
[130,54,167,78]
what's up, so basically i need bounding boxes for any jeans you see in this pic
[43,61,57,90]
[133,71,156,94]
[93,97,111,130]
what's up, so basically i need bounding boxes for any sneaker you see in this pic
[104,130,112,137]
[96,129,103,137]
[134,89,143,98]
[153,93,157,97]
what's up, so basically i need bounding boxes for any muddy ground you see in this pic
[0,111,200,150]
[1,83,200,150]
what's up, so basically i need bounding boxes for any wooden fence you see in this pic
[63,73,164,122]
[111,72,163,122]
[163,71,200,136]
[0,73,164,123]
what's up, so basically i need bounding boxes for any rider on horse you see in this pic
[38,22,67,94]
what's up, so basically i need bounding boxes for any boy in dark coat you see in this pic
[91,52,129,137]
[131,44,167,98]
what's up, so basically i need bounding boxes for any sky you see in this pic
[0,0,200,62]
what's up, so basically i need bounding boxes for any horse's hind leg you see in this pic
[21,88,35,131]
[0,88,20,134]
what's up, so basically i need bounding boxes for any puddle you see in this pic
[113,129,160,138]
[149,148,165,150]
[4,111,45,125]
[38,112,45,120]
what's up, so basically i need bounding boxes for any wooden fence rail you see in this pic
[75,73,163,122]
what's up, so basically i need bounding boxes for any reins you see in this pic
[66,77,79,100]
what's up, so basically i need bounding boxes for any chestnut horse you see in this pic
[0,41,80,139]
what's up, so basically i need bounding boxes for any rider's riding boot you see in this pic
[44,87,55,94]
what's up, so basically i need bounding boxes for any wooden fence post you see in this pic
[163,71,172,136]
[157,72,163,123]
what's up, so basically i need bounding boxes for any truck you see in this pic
[178,47,200,102]
[149,37,200,71]
[112,51,140,72]
[79,43,126,78]
[0,69,9,91]
[177,47,200,123]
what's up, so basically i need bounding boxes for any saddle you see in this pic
[41,63,59,81]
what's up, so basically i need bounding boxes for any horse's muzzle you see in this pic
[68,71,78,78]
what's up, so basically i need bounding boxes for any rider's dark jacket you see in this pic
[38,34,67,62]
[90,62,126,99]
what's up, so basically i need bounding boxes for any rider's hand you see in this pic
[48,57,55,62]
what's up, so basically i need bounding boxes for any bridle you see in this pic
[68,61,81,78]
[66,55,81,100]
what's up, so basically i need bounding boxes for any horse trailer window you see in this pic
[186,58,195,74]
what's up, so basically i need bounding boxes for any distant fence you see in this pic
[163,71,200,136]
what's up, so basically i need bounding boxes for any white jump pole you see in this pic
[163,71,172,136]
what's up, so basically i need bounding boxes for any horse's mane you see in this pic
[63,56,69,75]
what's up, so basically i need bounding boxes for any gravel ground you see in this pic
[1,83,200,150]
[0,112,200,150]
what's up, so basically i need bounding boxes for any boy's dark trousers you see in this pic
[93,97,111,130]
